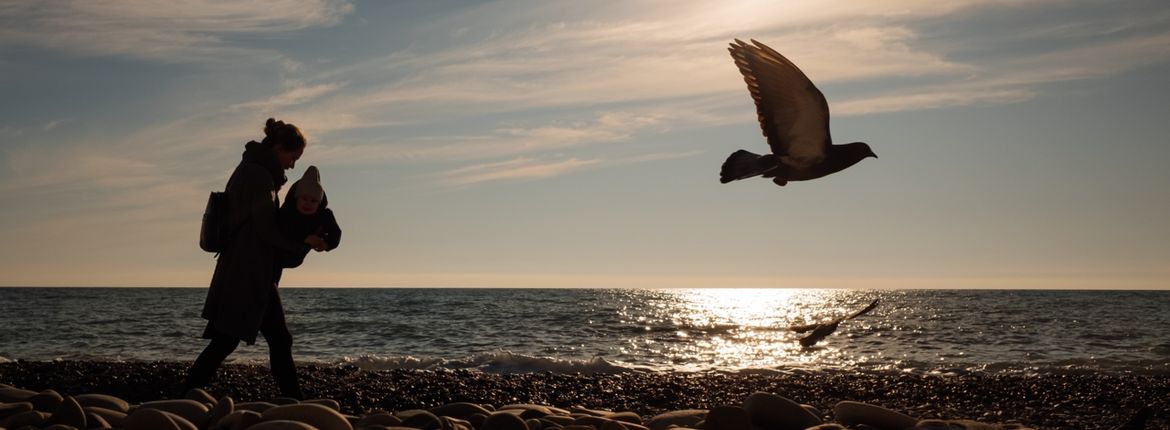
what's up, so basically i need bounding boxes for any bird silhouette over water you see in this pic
[791,299,879,347]
[720,39,876,186]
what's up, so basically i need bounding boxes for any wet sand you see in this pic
[1,360,1166,429]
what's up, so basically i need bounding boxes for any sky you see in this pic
[1,0,1168,289]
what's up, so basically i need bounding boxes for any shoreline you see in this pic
[2,360,1167,429]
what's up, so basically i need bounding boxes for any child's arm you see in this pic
[320,209,342,251]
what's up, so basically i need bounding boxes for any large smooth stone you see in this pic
[704,406,751,430]
[139,399,210,428]
[833,401,917,430]
[250,419,320,429]
[742,392,822,430]
[214,410,263,430]
[609,411,642,424]
[76,394,130,413]
[85,411,113,429]
[645,409,707,430]
[261,403,353,430]
[0,387,37,402]
[84,406,127,427]
[911,419,1007,430]
[574,415,614,428]
[481,411,529,430]
[185,388,218,405]
[430,402,493,420]
[3,410,49,428]
[238,401,280,413]
[805,425,848,430]
[397,409,442,430]
[356,412,402,427]
[207,396,235,429]
[29,390,65,412]
[543,415,576,426]
[0,402,33,420]
[443,416,475,430]
[569,407,613,417]
[270,397,302,405]
[124,408,197,430]
[499,404,553,418]
[46,396,86,429]
[42,424,80,430]
[303,399,342,412]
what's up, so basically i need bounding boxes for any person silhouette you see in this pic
[184,118,326,399]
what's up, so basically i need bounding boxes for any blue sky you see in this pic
[1,0,1168,288]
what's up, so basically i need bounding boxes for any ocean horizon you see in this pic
[3,287,1168,376]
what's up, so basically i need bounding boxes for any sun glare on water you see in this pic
[613,288,874,371]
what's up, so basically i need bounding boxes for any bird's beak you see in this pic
[871,153,879,159]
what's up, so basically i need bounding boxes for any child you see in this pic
[277,166,342,268]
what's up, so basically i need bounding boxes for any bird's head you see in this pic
[850,142,877,159]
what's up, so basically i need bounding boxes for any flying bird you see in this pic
[720,39,876,186]
[791,299,879,347]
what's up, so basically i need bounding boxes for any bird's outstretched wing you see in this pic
[728,39,829,169]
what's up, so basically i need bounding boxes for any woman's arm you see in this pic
[238,165,309,253]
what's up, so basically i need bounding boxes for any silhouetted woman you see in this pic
[184,118,326,399]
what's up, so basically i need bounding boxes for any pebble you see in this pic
[208,396,236,428]
[0,387,37,403]
[3,410,48,428]
[397,409,443,430]
[356,412,402,428]
[28,389,64,412]
[124,407,196,430]
[481,411,530,430]
[833,401,917,430]
[186,388,218,404]
[304,399,342,412]
[46,396,86,429]
[645,409,706,430]
[703,405,751,430]
[215,409,263,430]
[75,393,130,412]
[430,402,493,421]
[261,403,354,430]
[0,402,33,420]
[138,398,211,428]
[238,401,281,413]
[249,419,321,429]
[742,392,823,430]
[83,406,127,427]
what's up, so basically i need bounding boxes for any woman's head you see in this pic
[261,118,306,170]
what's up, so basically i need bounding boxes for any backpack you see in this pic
[199,190,232,253]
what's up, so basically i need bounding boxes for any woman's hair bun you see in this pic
[260,117,307,151]
[264,118,286,136]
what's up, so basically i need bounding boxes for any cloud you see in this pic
[436,157,602,186]
[229,81,348,112]
[433,150,704,186]
[0,0,353,63]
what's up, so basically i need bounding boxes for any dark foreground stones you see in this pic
[1,361,1166,429]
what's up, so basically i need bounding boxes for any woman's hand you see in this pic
[304,235,327,252]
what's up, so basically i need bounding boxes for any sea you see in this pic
[1,288,1168,376]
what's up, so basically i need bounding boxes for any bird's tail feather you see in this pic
[720,149,774,183]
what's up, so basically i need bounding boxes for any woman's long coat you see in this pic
[201,146,305,345]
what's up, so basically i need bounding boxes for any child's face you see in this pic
[296,194,321,215]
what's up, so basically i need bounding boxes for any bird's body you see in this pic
[721,39,875,186]
[791,299,879,347]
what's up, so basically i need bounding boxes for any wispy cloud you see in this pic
[229,81,348,112]
[0,0,353,63]
[436,157,602,186]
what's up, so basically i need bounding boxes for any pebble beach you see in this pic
[1,360,1166,429]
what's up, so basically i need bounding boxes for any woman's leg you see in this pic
[260,289,303,399]
[184,332,240,391]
